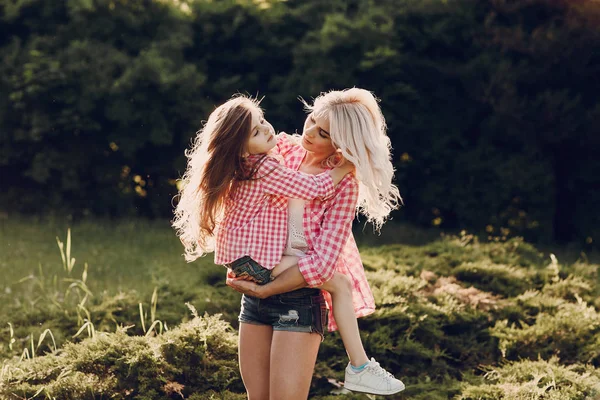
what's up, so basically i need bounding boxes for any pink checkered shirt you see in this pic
[214,140,335,270]
[276,134,376,331]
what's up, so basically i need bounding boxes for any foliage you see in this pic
[457,357,600,400]
[1,0,600,246]
[1,313,241,399]
[1,220,599,398]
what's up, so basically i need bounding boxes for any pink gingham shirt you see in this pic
[217,134,376,331]
[214,144,335,270]
[276,134,376,331]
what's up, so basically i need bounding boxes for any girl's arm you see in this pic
[228,177,358,298]
[274,132,296,157]
[258,157,352,200]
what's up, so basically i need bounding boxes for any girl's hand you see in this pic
[337,160,355,175]
[329,160,355,185]
[226,277,269,299]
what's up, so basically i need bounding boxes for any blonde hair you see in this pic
[172,95,262,262]
[305,88,402,230]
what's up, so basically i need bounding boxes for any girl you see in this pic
[173,95,353,266]
[226,89,405,398]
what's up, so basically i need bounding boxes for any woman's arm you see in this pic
[296,177,358,286]
[227,264,307,298]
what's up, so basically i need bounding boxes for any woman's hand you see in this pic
[226,275,269,299]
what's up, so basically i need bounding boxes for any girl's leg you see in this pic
[271,255,299,278]
[320,274,405,395]
[319,273,369,366]
[239,323,273,400]
[270,331,321,400]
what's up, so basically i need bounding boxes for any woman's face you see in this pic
[301,112,336,155]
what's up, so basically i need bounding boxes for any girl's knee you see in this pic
[326,273,352,294]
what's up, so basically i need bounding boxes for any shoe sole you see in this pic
[344,382,406,395]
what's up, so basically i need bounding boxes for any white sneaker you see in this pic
[344,358,405,395]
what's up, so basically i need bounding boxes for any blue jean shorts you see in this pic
[229,257,328,338]
[239,289,328,339]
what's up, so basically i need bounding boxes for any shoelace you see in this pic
[367,361,395,380]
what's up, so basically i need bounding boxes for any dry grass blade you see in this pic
[37,329,57,353]
[82,262,88,283]
[64,280,93,299]
[145,320,164,337]
[56,236,66,272]
[0,360,10,382]
[139,303,147,333]
[30,335,35,359]
[19,348,30,362]
[67,229,76,274]
[7,323,15,351]
[151,287,158,323]
[73,320,96,339]
[31,386,45,398]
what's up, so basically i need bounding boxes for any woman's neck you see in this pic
[300,151,333,174]
[302,151,327,167]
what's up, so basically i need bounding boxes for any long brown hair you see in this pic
[173,95,262,261]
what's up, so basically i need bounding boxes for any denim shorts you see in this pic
[239,288,328,339]
[228,257,327,338]
[225,256,272,285]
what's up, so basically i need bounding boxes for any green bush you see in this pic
[2,226,599,399]
[491,299,600,364]
[1,313,240,399]
[453,261,533,298]
[457,357,600,400]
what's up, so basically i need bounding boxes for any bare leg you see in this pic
[271,256,300,278]
[319,273,369,366]
[239,323,273,400]
[270,331,321,400]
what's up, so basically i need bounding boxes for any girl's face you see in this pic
[246,107,276,155]
[301,112,336,155]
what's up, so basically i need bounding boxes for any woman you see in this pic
[226,88,403,399]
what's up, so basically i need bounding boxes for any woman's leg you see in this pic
[319,273,369,366]
[270,331,321,400]
[239,323,273,400]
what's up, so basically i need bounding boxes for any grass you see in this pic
[1,215,599,399]
[0,216,204,295]
[0,216,242,363]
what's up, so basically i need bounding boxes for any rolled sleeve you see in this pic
[298,177,359,287]
[259,157,334,200]
[275,132,297,157]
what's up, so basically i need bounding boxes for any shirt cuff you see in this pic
[315,172,335,201]
[298,256,325,287]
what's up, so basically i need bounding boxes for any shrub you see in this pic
[0,313,241,399]
[457,357,600,400]
[490,299,600,364]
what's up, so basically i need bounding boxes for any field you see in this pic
[1,217,599,399]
